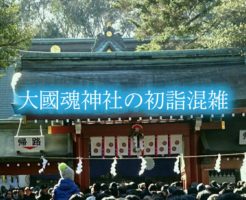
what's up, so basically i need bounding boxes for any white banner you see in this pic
[90,137,102,156]
[104,137,115,156]
[157,135,168,155]
[170,134,183,154]
[90,134,183,156]
[117,136,128,156]
[144,136,155,155]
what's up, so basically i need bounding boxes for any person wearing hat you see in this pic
[53,163,80,200]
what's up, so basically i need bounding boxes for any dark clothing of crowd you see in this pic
[1,180,246,200]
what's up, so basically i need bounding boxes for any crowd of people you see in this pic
[1,163,246,200]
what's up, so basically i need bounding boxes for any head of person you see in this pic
[69,193,85,200]
[217,193,243,200]
[24,187,32,196]
[58,162,75,181]
[5,190,13,200]
[91,183,101,195]
[125,194,141,200]
[148,183,158,195]
[18,188,24,197]
[12,189,19,199]
[40,184,49,194]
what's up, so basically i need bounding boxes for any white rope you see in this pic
[16,118,23,136]
[4,152,245,160]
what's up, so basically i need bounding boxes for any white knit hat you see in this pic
[58,162,75,180]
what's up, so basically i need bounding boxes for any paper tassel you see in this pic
[39,156,48,174]
[110,157,117,177]
[174,155,180,174]
[214,154,221,173]
[180,154,187,182]
[76,158,83,174]
[139,156,147,175]
[240,153,246,181]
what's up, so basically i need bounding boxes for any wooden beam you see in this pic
[48,125,74,134]
[201,121,225,130]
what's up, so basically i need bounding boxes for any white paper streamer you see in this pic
[240,153,246,181]
[139,156,147,175]
[214,154,221,172]
[180,154,187,182]
[110,157,117,176]
[38,156,48,174]
[174,155,180,174]
[76,158,83,174]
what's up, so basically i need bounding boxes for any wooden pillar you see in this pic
[80,133,90,191]
[189,130,200,183]
[74,127,90,192]
[183,134,191,188]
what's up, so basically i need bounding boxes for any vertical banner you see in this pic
[144,135,155,155]
[170,134,183,154]
[130,138,138,156]
[157,135,168,155]
[104,136,115,156]
[90,137,102,156]
[117,136,129,156]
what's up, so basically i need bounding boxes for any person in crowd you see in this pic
[69,193,85,200]
[12,189,18,200]
[17,188,24,200]
[117,183,127,198]
[217,192,246,200]
[196,190,211,200]
[53,162,80,200]
[23,187,35,200]
[125,194,140,200]
[86,183,101,200]
[108,182,118,198]
[207,194,219,200]
[4,190,14,200]
[36,185,51,200]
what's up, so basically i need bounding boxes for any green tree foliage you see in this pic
[201,0,246,48]
[19,0,65,38]
[19,0,134,38]
[114,0,245,50]
[0,0,33,69]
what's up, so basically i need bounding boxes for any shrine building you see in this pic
[0,26,246,190]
